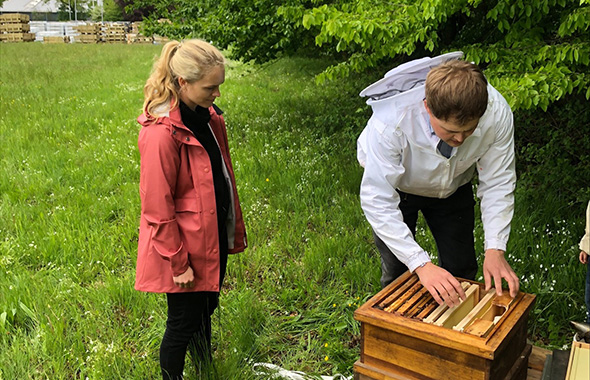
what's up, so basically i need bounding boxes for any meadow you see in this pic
[0,43,587,379]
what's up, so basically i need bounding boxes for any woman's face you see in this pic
[179,65,225,110]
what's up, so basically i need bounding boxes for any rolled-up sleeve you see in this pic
[359,117,430,272]
[138,126,189,276]
[476,103,516,252]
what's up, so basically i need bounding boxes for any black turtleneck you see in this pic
[179,101,230,284]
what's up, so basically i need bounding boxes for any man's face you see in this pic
[424,101,479,147]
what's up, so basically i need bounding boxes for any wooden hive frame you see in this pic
[354,271,536,380]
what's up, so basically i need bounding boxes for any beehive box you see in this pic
[354,272,536,380]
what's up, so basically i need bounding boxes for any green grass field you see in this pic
[0,42,587,379]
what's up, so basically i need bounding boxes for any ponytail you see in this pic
[142,39,225,119]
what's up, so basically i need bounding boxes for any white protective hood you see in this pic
[357,51,464,167]
[360,51,464,101]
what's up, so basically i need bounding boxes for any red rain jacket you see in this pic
[135,102,247,293]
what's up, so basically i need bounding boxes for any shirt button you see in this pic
[185,137,190,141]
[210,209,215,214]
[213,249,218,254]
[204,168,209,173]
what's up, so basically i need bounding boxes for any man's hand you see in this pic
[173,266,195,289]
[580,251,588,265]
[415,262,466,307]
[483,249,519,297]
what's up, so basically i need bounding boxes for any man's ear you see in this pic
[423,99,432,116]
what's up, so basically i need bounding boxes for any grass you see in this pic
[0,42,588,379]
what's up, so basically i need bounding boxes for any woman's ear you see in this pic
[178,77,186,88]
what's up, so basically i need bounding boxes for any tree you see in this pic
[51,0,92,21]
[280,0,590,111]
[125,0,324,62]
[125,0,589,112]
[90,0,124,21]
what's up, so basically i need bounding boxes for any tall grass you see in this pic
[0,42,587,379]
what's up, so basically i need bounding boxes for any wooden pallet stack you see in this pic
[74,23,102,44]
[103,23,126,43]
[127,22,152,44]
[43,36,71,44]
[0,13,35,42]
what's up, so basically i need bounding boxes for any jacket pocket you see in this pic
[174,197,203,249]
[175,197,202,213]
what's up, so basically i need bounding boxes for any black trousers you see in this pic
[160,292,219,380]
[374,182,478,288]
[160,246,228,380]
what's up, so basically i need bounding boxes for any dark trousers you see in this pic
[585,261,590,323]
[160,292,219,380]
[160,248,227,380]
[374,182,478,288]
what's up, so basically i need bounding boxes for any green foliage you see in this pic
[514,94,590,213]
[125,0,590,114]
[126,0,321,62]
[90,0,124,21]
[283,0,590,112]
[0,42,587,378]
[54,0,92,21]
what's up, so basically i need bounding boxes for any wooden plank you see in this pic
[565,341,590,380]
[405,292,435,318]
[528,346,551,372]
[377,273,419,310]
[434,284,480,329]
[454,288,496,332]
[423,282,471,324]
[389,285,429,315]
[414,301,438,320]
[355,345,553,380]
[362,323,490,380]
[465,319,495,337]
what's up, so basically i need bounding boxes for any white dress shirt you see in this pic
[358,79,516,273]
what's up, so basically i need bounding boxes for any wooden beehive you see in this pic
[354,271,536,380]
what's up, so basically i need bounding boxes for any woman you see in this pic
[135,39,247,379]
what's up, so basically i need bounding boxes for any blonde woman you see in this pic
[135,39,247,379]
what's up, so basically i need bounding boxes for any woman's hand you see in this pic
[173,267,195,289]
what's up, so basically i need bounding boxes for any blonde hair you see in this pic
[425,60,488,125]
[143,39,226,118]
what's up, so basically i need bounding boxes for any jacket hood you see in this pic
[360,51,464,102]
[137,100,223,129]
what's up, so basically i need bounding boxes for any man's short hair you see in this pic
[425,60,488,125]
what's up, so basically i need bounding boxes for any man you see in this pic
[357,52,519,307]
